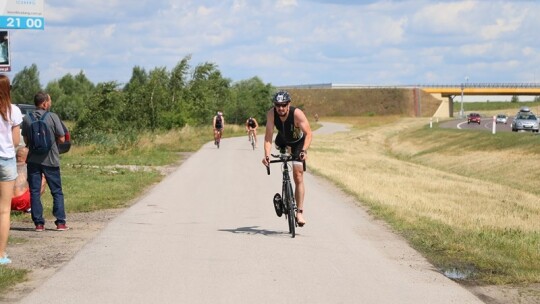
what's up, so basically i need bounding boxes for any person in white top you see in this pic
[0,74,22,265]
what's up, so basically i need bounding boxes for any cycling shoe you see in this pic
[273,193,283,217]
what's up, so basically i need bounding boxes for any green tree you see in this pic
[227,77,274,124]
[47,71,94,120]
[73,81,128,144]
[123,66,148,92]
[11,64,42,104]
[146,67,170,131]
[123,66,150,130]
[511,95,519,103]
[187,62,231,125]
[163,56,192,128]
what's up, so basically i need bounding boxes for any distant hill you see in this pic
[286,88,442,118]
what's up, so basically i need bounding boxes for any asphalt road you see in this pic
[18,123,483,304]
[439,115,513,132]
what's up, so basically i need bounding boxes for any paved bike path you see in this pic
[18,123,482,303]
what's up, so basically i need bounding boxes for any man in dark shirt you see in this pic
[213,111,224,146]
[245,117,259,148]
[262,91,312,226]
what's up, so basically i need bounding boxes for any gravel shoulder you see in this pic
[2,209,125,303]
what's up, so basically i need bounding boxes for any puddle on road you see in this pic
[443,267,475,280]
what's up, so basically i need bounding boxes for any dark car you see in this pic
[14,103,36,116]
[467,113,481,124]
[14,104,71,154]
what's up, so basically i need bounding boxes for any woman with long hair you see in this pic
[0,74,23,264]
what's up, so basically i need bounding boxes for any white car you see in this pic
[495,114,507,124]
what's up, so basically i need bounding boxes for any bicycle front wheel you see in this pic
[287,204,295,237]
[284,182,296,238]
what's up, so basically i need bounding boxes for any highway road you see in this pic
[440,115,513,132]
[18,122,483,304]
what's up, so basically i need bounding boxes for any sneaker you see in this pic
[35,224,45,232]
[56,224,69,231]
[0,255,11,265]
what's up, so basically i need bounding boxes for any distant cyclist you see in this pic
[245,116,259,148]
[262,91,312,226]
[213,111,224,146]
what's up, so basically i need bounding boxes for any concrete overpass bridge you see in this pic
[422,83,540,96]
[420,83,540,117]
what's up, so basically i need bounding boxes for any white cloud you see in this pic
[481,17,522,40]
[276,0,298,9]
[268,36,293,46]
[460,43,493,56]
[522,47,535,57]
[412,1,477,34]
[7,0,540,86]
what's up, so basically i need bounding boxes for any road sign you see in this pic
[0,0,44,30]
[0,30,9,71]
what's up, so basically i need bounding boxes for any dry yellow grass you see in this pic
[309,117,540,283]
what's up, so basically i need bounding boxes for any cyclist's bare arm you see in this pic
[294,109,312,161]
[263,110,275,166]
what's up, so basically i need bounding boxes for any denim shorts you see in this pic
[0,157,17,181]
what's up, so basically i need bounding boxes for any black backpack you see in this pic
[28,112,53,155]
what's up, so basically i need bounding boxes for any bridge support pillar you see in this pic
[449,96,454,117]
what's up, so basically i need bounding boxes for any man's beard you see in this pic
[278,110,288,117]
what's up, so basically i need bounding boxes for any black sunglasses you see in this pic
[274,103,289,108]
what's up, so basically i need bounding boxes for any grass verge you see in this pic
[3,114,539,293]
[310,115,540,285]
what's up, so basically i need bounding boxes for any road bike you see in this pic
[266,149,305,238]
[248,130,256,150]
[214,129,222,149]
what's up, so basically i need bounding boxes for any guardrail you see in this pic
[419,83,540,88]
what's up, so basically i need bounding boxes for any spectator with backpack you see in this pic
[0,74,23,265]
[21,91,68,232]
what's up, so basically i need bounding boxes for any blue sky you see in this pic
[6,0,540,88]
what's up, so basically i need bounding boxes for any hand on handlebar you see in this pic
[299,151,307,161]
[262,156,270,166]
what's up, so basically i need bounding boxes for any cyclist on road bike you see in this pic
[245,116,259,148]
[213,111,224,145]
[262,90,312,226]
